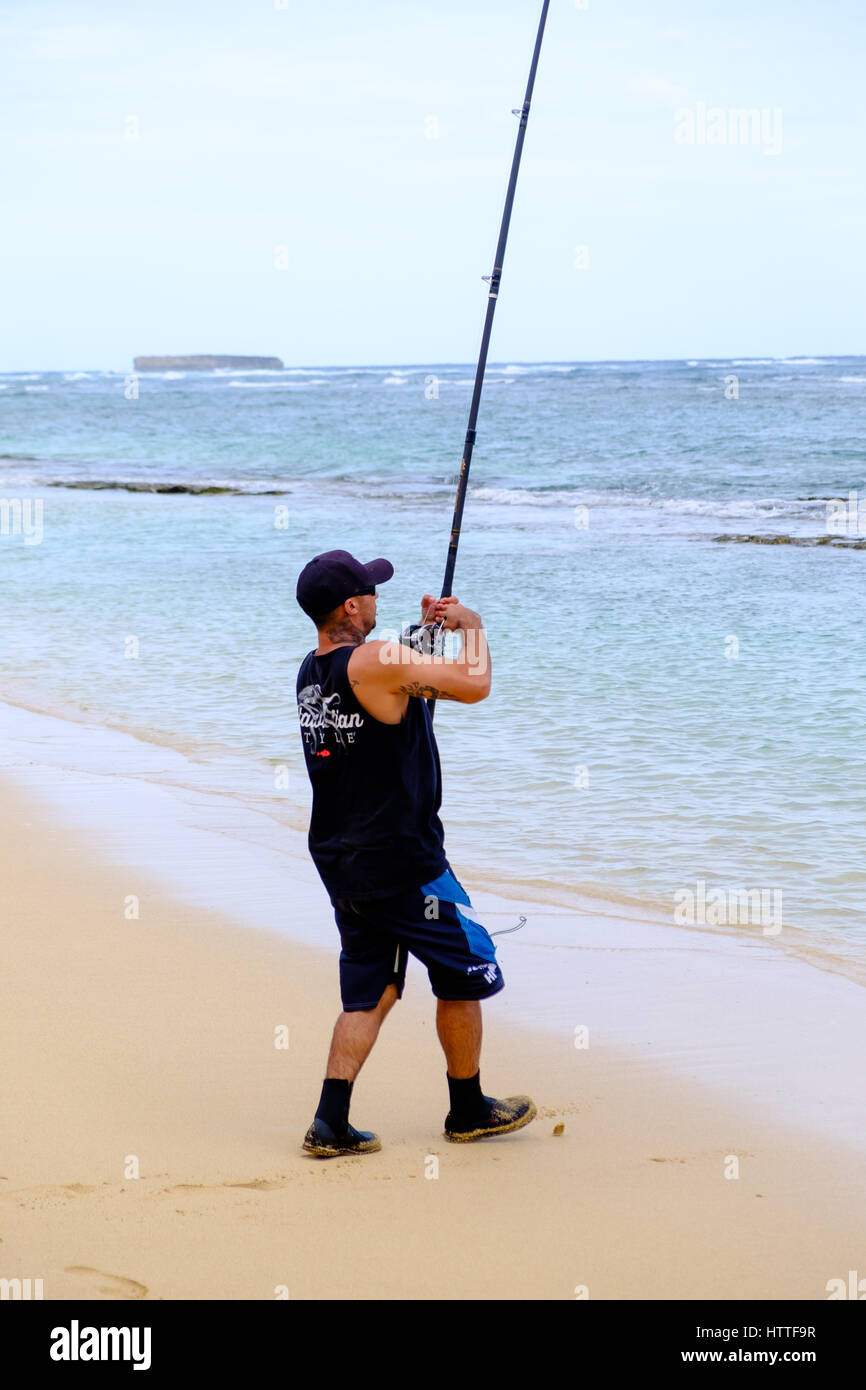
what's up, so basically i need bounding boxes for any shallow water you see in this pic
[1,358,864,972]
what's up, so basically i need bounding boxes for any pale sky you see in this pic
[2,0,864,370]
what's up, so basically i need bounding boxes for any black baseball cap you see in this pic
[296,549,394,620]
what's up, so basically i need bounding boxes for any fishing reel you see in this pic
[399,620,448,658]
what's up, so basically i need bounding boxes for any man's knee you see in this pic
[346,983,399,1018]
[374,982,399,1017]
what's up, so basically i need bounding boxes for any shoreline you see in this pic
[0,687,859,989]
[0,694,864,1154]
[1,771,865,1299]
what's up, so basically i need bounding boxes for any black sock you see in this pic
[316,1078,353,1134]
[447,1070,485,1122]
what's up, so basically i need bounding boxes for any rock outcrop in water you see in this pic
[133,355,283,371]
[48,481,289,495]
[712,533,866,548]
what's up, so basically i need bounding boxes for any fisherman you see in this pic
[295,549,536,1157]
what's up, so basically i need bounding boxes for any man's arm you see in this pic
[352,600,491,706]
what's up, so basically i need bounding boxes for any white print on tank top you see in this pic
[298,683,365,754]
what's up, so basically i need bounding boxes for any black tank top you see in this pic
[296,644,448,901]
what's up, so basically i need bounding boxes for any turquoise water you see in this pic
[1,360,864,970]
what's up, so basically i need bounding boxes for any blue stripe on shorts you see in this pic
[419,868,498,965]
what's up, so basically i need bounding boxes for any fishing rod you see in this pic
[440,0,549,601]
[402,0,550,718]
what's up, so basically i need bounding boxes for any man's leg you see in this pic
[305,983,399,1157]
[325,982,399,1083]
[435,996,535,1142]
[436,998,486,1126]
[436,998,481,1078]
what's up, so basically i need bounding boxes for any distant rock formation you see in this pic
[133,355,284,371]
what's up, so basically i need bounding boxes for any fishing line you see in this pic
[490,914,528,939]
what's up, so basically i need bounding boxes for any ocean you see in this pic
[1,358,864,979]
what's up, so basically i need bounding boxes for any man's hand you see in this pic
[420,593,457,626]
[420,594,480,630]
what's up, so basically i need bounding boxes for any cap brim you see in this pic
[364,558,394,585]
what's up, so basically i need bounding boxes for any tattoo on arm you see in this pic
[396,681,459,701]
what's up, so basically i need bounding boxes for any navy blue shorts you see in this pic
[332,866,505,1011]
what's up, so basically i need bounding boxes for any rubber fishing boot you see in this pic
[444,1093,537,1142]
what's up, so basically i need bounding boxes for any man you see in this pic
[295,548,536,1158]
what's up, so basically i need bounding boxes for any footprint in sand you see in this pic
[159,1179,284,1194]
[13,1183,97,1210]
[64,1266,148,1300]
[223,1178,283,1191]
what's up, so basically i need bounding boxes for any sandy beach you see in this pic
[2,755,864,1301]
